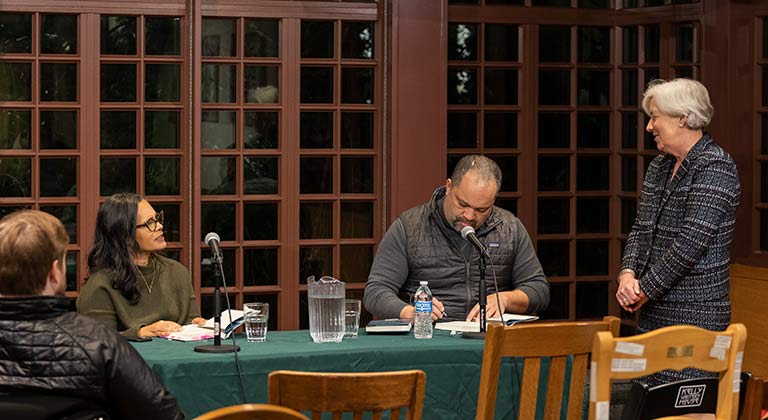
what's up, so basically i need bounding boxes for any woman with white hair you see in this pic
[616,78,741,385]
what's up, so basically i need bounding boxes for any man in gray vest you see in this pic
[363,155,549,322]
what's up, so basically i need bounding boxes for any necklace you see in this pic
[136,259,156,294]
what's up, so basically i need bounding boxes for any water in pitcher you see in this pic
[307,276,345,343]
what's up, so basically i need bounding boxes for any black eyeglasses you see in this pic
[136,211,164,232]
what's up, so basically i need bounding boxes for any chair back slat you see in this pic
[476,316,620,420]
[192,403,310,420]
[543,355,568,420]
[566,353,589,418]
[269,370,426,420]
[589,323,747,420]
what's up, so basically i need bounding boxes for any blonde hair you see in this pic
[641,78,714,130]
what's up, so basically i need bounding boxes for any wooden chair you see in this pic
[475,316,621,420]
[740,375,767,420]
[193,403,310,420]
[268,369,426,420]
[590,323,747,420]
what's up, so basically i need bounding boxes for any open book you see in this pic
[434,313,538,333]
[164,310,245,342]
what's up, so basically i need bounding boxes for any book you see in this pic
[365,318,413,334]
[163,310,246,342]
[434,313,538,333]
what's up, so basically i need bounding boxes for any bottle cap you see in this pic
[419,281,428,286]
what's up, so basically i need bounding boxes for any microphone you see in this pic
[460,226,489,257]
[204,232,223,263]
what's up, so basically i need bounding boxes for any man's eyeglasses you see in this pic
[136,211,164,232]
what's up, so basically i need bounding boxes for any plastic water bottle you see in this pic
[413,281,433,339]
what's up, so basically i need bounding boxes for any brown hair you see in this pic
[0,210,69,295]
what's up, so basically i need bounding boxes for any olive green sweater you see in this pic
[76,255,201,341]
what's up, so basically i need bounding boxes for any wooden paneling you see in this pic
[731,264,768,377]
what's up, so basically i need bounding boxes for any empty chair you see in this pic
[268,369,426,420]
[193,403,310,420]
[475,316,620,420]
[590,323,747,420]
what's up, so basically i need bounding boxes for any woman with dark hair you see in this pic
[77,193,205,340]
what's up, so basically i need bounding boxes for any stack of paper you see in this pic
[434,314,538,333]
[163,310,245,342]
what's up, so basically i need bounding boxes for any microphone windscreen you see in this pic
[204,232,220,244]
[460,225,475,239]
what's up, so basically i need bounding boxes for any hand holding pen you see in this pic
[431,297,447,321]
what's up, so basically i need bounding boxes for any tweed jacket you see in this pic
[621,134,740,326]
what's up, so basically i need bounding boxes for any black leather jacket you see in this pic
[0,296,184,420]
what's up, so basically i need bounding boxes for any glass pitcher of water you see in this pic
[307,275,345,343]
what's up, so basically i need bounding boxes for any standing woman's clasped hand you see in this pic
[616,270,648,312]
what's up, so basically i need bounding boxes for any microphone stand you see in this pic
[195,254,240,353]
[463,252,487,340]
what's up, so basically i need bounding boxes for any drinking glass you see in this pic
[244,302,269,342]
[344,299,361,338]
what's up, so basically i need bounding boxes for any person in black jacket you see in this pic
[0,210,184,420]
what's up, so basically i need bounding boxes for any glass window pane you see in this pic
[245,19,280,58]
[644,25,660,63]
[301,66,333,104]
[577,155,609,191]
[201,203,235,241]
[0,206,30,218]
[0,158,31,197]
[533,0,571,7]
[537,240,569,277]
[41,158,77,197]
[448,67,477,105]
[577,69,609,106]
[152,203,180,242]
[41,15,77,54]
[101,16,136,55]
[538,156,569,191]
[0,14,31,53]
[486,0,523,3]
[0,62,31,101]
[66,252,78,291]
[100,157,134,196]
[40,110,77,149]
[622,198,636,235]
[538,198,569,234]
[300,157,333,194]
[579,0,609,7]
[622,26,638,64]
[621,156,637,192]
[485,112,517,149]
[491,156,517,193]
[202,110,236,149]
[145,64,180,102]
[674,66,693,79]
[244,202,278,240]
[341,245,373,283]
[244,65,279,104]
[341,201,373,238]
[201,157,236,195]
[300,112,333,149]
[484,68,517,105]
[540,282,569,320]
[539,26,570,63]
[40,205,77,244]
[244,248,278,286]
[201,249,236,287]
[485,24,518,62]
[576,112,609,148]
[762,162,768,202]
[203,64,237,103]
[448,23,477,61]
[145,157,180,196]
[200,293,235,318]
[145,17,181,56]
[764,67,768,108]
[496,198,517,215]
[301,21,334,58]
[622,69,638,107]
[622,112,637,149]
[342,21,374,59]
[447,112,477,149]
[578,26,610,63]
[761,210,768,251]
[40,63,77,102]
[538,112,570,148]
[539,69,570,105]
[99,110,136,149]
[764,17,768,59]
[145,110,180,149]
[300,247,333,284]
[576,240,608,276]
[244,156,278,195]
[202,18,236,57]
[624,0,638,7]
[576,282,608,318]
[245,112,278,149]
[676,23,694,62]
[101,63,136,102]
[300,201,332,239]
[341,157,373,194]
[762,114,768,155]
[576,197,609,233]
[341,112,373,149]
[645,67,659,87]
[0,110,31,149]
[644,115,656,150]
[342,67,374,104]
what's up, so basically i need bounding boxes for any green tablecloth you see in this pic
[132,329,527,419]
